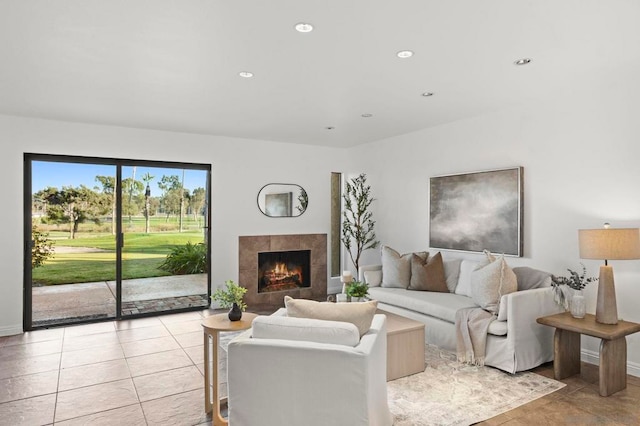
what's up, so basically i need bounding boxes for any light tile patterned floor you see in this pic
[2,308,639,425]
[0,309,224,426]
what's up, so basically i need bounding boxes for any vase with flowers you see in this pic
[551,263,598,318]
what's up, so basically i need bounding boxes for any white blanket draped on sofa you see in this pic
[455,306,495,366]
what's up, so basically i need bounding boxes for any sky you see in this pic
[31,161,208,194]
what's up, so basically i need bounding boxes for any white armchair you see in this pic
[227,311,393,426]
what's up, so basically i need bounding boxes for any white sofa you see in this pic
[227,311,393,426]
[359,259,564,374]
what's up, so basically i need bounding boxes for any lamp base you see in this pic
[596,265,618,325]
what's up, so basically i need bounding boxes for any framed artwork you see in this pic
[429,167,523,257]
[265,192,293,217]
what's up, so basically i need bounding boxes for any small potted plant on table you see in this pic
[211,280,248,321]
[346,281,370,302]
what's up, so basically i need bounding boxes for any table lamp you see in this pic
[578,225,640,324]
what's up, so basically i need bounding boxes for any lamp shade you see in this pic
[578,228,640,260]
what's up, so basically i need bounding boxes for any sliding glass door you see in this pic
[24,154,211,330]
[120,164,210,317]
[28,159,118,327]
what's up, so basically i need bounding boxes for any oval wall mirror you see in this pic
[257,183,308,217]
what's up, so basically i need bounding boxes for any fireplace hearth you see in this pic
[258,250,310,293]
[239,234,327,310]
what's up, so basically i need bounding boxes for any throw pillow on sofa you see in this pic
[512,266,553,291]
[363,270,383,287]
[284,295,378,337]
[409,252,449,292]
[454,259,480,297]
[381,245,428,288]
[470,250,517,314]
[443,258,462,293]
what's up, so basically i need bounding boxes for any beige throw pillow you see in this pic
[409,252,449,292]
[381,245,428,288]
[470,250,517,313]
[284,296,378,337]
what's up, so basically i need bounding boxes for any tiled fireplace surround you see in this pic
[239,234,328,310]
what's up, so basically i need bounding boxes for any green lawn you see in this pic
[32,231,206,285]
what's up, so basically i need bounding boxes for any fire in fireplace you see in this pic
[258,250,311,293]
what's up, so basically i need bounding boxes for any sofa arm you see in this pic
[359,264,382,283]
[506,287,564,350]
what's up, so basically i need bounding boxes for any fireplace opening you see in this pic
[258,250,311,293]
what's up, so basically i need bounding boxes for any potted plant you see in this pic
[551,263,598,318]
[211,280,248,321]
[346,281,369,302]
[341,173,380,273]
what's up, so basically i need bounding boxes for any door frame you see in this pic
[24,153,212,330]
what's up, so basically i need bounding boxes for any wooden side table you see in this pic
[202,312,257,425]
[537,312,640,396]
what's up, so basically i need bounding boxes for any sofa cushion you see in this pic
[488,320,507,336]
[368,287,477,323]
[252,315,361,347]
[284,296,377,336]
[364,270,382,287]
[381,245,428,288]
[409,252,448,292]
[513,266,553,291]
[471,251,517,314]
[443,258,462,293]
[454,260,479,297]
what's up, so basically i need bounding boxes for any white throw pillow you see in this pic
[364,270,383,287]
[380,245,428,288]
[443,258,462,293]
[284,296,378,336]
[252,315,361,347]
[454,260,479,297]
[470,251,517,314]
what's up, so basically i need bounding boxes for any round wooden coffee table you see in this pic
[202,312,258,425]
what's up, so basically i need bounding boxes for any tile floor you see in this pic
[1,309,639,425]
[0,309,225,426]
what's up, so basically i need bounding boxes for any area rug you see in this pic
[387,344,565,426]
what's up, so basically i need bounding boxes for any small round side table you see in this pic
[202,312,258,425]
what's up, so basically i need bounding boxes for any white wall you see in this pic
[348,86,640,373]
[3,76,640,374]
[0,114,344,335]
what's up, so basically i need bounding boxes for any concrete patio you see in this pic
[32,274,208,327]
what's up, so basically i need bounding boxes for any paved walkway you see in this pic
[32,274,208,326]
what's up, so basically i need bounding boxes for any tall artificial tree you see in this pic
[341,173,380,273]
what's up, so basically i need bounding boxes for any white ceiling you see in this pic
[1,1,639,148]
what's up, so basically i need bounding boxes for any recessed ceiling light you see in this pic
[421,92,434,97]
[513,58,532,66]
[361,113,373,118]
[325,126,335,130]
[238,71,254,78]
[397,50,414,59]
[295,23,314,33]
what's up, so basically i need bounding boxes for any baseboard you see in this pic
[581,348,640,378]
[0,324,23,337]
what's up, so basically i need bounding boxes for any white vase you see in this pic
[570,289,586,319]
[350,296,361,302]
